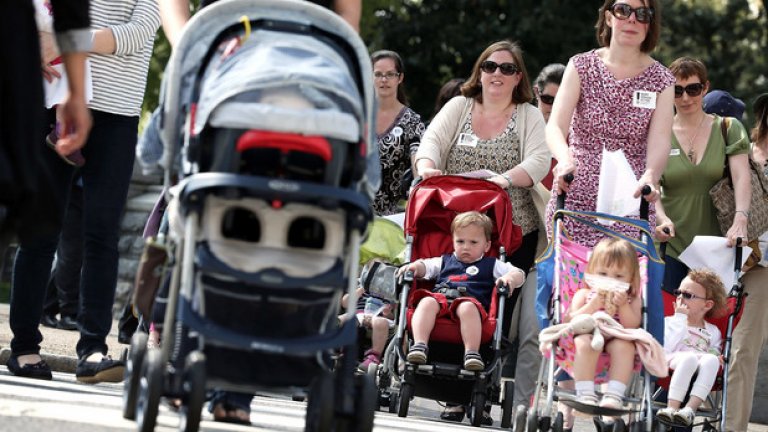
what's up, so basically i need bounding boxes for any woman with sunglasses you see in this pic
[415,40,550,424]
[725,92,768,432]
[654,57,751,292]
[545,0,675,248]
[371,50,425,216]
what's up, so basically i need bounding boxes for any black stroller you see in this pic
[121,1,378,431]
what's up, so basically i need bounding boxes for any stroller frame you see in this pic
[530,190,663,432]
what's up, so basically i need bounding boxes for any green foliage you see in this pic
[142,0,767,129]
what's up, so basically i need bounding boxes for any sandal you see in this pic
[406,342,428,364]
[463,350,484,371]
[440,404,465,422]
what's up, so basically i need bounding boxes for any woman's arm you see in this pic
[159,0,191,47]
[653,196,675,241]
[545,59,580,194]
[494,105,550,189]
[726,152,751,245]
[333,0,361,32]
[93,0,160,56]
[638,84,675,200]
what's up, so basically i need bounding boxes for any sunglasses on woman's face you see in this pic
[610,3,654,24]
[480,60,520,76]
[538,94,556,105]
[674,83,705,98]
[673,289,708,301]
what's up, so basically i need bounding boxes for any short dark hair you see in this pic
[668,57,708,84]
[432,78,465,120]
[461,40,533,105]
[534,63,566,92]
[371,50,408,105]
[595,0,662,53]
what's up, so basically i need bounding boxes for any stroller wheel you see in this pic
[513,404,527,432]
[387,390,398,414]
[178,351,206,432]
[397,382,413,418]
[122,332,148,420]
[552,411,564,432]
[305,372,334,432]
[366,362,378,382]
[469,392,487,427]
[527,408,539,432]
[500,381,515,428]
[351,374,376,432]
[136,349,164,432]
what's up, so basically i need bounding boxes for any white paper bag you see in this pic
[595,147,640,223]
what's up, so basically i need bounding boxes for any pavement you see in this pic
[0,303,125,373]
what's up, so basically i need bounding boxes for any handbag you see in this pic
[709,117,768,240]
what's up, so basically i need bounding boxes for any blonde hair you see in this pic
[585,237,641,297]
[686,268,728,319]
[451,211,493,241]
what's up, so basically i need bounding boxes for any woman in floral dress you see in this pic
[371,50,425,216]
[545,0,675,247]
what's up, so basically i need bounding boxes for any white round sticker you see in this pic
[466,265,479,276]
[391,126,403,138]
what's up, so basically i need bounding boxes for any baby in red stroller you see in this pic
[399,211,526,371]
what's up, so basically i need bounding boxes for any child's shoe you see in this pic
[357,349,381,372]
[46,127,85,167]
[599,393,623,409]
[576,392,599,406]
[655,407,676,423]
[406,342,428,364]
[673,407,695,426]
[463,350,485,371]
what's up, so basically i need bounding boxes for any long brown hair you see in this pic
[595,0,662,53]
[461,40,533,105]
[752,95,768,145]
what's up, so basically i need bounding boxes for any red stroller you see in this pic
[653,241,748,431]
[381,175,523,427]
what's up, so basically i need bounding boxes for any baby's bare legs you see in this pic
[370,316,390,354]
[411,297,439,344]
[455,301,481,352]
[605,338,635,385]
[572,334,601,382]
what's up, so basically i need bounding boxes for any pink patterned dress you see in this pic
[545,50,675,247]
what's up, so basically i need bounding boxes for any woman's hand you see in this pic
[419,167,442,179]
[635,171,660,201]
[553,157,577,194]
[725,212,748,247]
[654,217,675,242]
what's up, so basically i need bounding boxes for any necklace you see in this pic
[683,113,707,163]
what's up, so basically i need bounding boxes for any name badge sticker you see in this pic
[457,133,479,147]
[669,148,681,156]
[632,90,657,109]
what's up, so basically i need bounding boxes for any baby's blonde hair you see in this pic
[451,211,493,241]
[585,238,641,297]
[686,268,728,319]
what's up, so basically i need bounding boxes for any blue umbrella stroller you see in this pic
[529,191,665,432]
[121,1,378,431]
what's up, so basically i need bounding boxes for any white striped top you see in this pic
[88,0,160,116]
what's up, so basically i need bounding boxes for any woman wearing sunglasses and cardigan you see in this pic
[545,0,675,248]
[414,39,550,424]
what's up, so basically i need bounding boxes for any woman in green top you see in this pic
[655,57,751,291]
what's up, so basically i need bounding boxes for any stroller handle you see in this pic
[555,173,575,210]
[735,237,743,272]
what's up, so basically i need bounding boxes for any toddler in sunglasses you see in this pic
[657,268,727,426]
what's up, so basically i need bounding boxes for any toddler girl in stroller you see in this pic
[399,211,526,371]
[566,237,643,411]
[656,268,727,426]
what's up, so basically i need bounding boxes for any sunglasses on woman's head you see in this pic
[610,3,654,24]
[674,83,705,98]
[673,289,708,301]
[538,94,556,105]
[480,60,520,76]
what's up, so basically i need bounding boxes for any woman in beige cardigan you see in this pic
[413,39,550,423]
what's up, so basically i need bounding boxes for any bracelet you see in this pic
[735,210,750,218]
[499,172,513,188]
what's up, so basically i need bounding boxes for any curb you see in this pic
[0,347,78,374]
